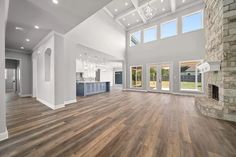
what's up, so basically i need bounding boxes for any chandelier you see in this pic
[143,2,157,20]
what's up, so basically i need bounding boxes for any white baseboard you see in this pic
[0,128,8,141]
[123,88,148,92]
[37,98,55,110]
[172,92,205,97]
[123,89,203,97]
[18,93,32,97]
[37,98,65,110]
[64,99,77,105]
[54,104,66,110]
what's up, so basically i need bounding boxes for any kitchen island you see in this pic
[76,81,110,96]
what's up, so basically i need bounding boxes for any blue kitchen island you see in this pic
[76,81,110,96]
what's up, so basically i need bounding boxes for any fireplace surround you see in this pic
[195,0,236,122]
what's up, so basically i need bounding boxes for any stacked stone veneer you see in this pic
[204,0,236,113]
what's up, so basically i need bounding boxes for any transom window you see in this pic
[161,19,177,39]
[182,10,203,33]
[130,31,141,47]
[144,26,157,43]
[180,61,203,92]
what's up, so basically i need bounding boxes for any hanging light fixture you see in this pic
[143,1,157,20]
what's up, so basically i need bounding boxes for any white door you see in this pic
[5,69,16,93]
[147,63,172,93]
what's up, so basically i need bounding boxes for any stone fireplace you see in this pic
[196,0,236,122]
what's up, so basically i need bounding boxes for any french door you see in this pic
[147,63,172,93]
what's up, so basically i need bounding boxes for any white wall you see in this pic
[32,32,65,109]
[33,34,55,106]
[0,0,9,140]
[66,9,126,60]
[126,4,205,93]
[5,50,32,96]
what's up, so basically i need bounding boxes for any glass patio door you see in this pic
[160,64,171,91]
[148,64,158,90]
[147,63,172,92]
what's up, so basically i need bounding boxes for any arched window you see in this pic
[45,48,51,81]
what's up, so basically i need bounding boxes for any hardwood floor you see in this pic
[0,89,236,157]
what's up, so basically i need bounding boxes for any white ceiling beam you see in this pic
[114,7,136,20]
[115,0,157,21]
[103,7,114,18]
[130,0,146,23]
[103,7,126,30]
[170,0,176,12]
[127,0,204,31]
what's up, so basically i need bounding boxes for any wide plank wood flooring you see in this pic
[0,89,236,157]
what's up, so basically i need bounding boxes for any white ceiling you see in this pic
[6,0,112,52]
[105,0,203,29]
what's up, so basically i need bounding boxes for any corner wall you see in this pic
[0,0,9,141]
[32,32,66,109]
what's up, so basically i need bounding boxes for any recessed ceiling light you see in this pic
[15,27,23,31]
[162,8,166,11]
[132,13,135,16]
[114,9,118,12]
[52,0,58,4]
[20,47,24,50]
[136,19,139,22]
[161,0,164,3]
[182,0,186,3]
[122,18,126,21]
[34,25,39,29]
[125,2,129,6]
[26,38,30,42]
[128,23,130,26]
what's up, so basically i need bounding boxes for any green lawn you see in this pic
[181,82,202,91]
[150,81,202,91]
[136,81,202,91]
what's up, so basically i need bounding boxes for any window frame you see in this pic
[160,18,178,39]
[143,26,157,43]
[129,30,142,47]
[179,60,204,93]
[130,65,143,88]
[182,10,204,34]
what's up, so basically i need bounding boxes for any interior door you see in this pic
[147,63,172,93]
[5,69,16,93]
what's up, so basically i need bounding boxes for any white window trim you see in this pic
[129,31,141,47]
[160,18,178,39]
[179,60,204,93]
[143,25,157,43]
[182,10,204,34]
[130,65,143,88]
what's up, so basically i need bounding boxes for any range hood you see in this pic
[197,61,221,73]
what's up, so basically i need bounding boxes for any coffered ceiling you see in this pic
[104,0,203,29]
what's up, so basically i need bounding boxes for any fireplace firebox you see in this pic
[208,84,219,101]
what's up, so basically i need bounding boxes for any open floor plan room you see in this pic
[0,0,236,156]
